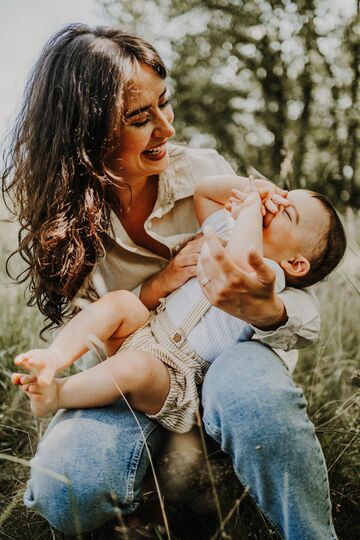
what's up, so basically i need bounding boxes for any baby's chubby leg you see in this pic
[12,290,150,390]
[14,349,170,418]
[58,349,170,415]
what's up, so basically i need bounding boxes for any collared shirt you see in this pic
[76,144,320,372]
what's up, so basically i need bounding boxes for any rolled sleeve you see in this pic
[252,287,320,352]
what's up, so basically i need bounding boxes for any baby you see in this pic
[12,176,346,433]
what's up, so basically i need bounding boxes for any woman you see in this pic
[3,24,337,539]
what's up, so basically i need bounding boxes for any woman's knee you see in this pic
[202,342,291,408]
[202,342,307,444]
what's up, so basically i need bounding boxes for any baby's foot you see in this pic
[12,373,59,417]
[14,348,59,386]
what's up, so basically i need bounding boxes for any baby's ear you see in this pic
[280,256,310,278]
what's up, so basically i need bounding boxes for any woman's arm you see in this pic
[225,190,264,272]
[194,174,289,225]
[255,286,320,351]
[194,175,250,224]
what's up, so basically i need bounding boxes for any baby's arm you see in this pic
[194,175,263,272]
[194,175,251,225]
[13,291,149,386]
[194,174,289,226]
[225,184,264,272]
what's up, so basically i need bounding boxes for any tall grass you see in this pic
[0,211,359,539]
[293,211,360,540]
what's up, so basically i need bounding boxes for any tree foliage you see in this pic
[101,0,360,208]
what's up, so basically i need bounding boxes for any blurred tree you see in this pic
[101,0,360,207]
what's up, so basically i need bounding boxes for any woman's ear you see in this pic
[280,256,310,277]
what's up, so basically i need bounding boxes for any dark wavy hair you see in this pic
[1,24,167,335]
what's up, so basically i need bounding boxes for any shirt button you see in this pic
[173,333,182,343]
[175,244,181,252]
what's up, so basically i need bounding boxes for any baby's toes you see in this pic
[19,383,30,393]
[11,373,22,385]
[27,383,42,395]
[21,356,37,371]
[15,355,36,374]
[20,374,37,385]
[14,353,28,366]
[12,372,36,386]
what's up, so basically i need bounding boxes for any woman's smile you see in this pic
[142,140,168,160]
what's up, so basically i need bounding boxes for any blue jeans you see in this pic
[24,342,337,539]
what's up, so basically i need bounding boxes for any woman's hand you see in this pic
[197,227,287,329]
[139,235,206,309]
[162,235,205,293]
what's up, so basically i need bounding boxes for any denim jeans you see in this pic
[24,342,337,539]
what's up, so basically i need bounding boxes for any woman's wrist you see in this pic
[254,296,288,331]
[139,267,171,310]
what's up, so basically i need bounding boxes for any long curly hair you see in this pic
[2,24,167,335]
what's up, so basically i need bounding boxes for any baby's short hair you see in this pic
[290,193,346,288]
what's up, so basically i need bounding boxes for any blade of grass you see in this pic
[0,452,71,485]
[0,491,22,529]
[195,408,224,536]
[209,488,249,540]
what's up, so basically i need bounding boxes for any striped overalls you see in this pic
[120,292,212,433]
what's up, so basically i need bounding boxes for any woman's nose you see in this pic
[153,111,175,139]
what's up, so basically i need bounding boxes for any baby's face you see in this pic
[262,189,327,264]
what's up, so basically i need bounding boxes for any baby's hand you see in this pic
[227,190,262,220]
[225,176,262,219]
[243,175,289,203]
[14,349,59,386]
[229,188,289,218]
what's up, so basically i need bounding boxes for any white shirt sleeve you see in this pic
[252,286,320,351]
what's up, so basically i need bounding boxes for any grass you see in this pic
[0,211,359,539]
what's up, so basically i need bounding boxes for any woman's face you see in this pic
[107,64,175,183]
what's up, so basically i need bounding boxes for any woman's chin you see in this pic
[141,152,169,175]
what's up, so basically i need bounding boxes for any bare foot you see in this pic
[14,348,59,386]
[12,373,59,416]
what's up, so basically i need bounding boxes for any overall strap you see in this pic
[178,294,212,336]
